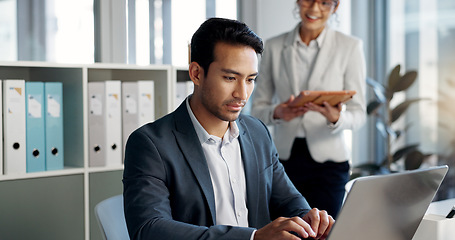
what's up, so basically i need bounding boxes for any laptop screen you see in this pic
[327,166,448,240]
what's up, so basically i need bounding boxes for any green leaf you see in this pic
[367,100,382,115]
[394,123,412,139]
[404,150,424,170]
[387,65,401,95]
[386,88,394,101]
[391,98,426,123]
[392,144,419,162]
[380,157,389,167]
[390,71,418,93]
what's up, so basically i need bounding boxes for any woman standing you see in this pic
[251,0,366,218]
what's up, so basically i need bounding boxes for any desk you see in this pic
[413,198,455,240]
[426,198,455,216]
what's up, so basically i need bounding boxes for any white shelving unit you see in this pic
[172,66,191,110]
[0,61,175,240]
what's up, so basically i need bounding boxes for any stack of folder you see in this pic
[88,80,155,167]
[121,81,155,153]
[1,80,64,175]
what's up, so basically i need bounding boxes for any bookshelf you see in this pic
[0,61,175,240]
[173,66,191,110]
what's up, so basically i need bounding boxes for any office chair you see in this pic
[94,194,130,240]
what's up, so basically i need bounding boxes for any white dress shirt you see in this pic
[294,28,326,138]
[186,98,249,227]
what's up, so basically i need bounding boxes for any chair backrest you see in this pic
[94,194,130,240]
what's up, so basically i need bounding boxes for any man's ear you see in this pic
[189,62,203,86]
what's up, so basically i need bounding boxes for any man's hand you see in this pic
[301,208,335,239]
[254,208,335,240]
[273,95,307,122]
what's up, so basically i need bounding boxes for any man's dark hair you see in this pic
[190,17,263,75]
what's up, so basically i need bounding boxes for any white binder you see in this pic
[175,81,193,109]
[88,81,122,167]
[137,81,155,126]
[121,82,138,150]
[104,81,122,166]
[3,79,26,175]
[88,82,106,167]
[122,81,154,151]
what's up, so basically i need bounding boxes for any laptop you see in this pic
[327,165,448,240]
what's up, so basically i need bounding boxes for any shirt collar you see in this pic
[186,96,239,144]
[293,24,327,48]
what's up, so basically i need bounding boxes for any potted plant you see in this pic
[352,64,432,177]
[434,77,455,199]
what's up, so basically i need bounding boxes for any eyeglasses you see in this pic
[299,0,337,12]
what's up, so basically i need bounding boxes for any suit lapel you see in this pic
[282,45,299,95]
[282,25,300,95]
[173,102,217,224]
[307,28,336,90]
[237,117,260,226]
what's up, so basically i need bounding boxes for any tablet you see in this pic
[288,90,356,107]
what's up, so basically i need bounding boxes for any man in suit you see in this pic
[123,17,334,240]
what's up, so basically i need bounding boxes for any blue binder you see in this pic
[44,82,64,171]
[25,82,46,172]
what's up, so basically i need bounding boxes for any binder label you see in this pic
[107,93,120,118]
[7,87,23,114]
[125,94,137,114]
[90,94,103,115]
[27,94,42,118]
[140,93,153,118]
[47,94,61,118]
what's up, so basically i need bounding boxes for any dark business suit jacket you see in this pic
[123,100,311,240]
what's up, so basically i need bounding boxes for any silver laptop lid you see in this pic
[328,165,448,240]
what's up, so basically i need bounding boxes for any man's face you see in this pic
[198,42,258,123]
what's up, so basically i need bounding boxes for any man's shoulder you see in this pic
[238,113,262,125]
[238,114,270,136]
[132,110,178,138]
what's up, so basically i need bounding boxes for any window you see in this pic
[135,0,151,65]
[170,0,237,66]
[0,0,94,63]
[171,0,206,66]
[0,0,17,61]
[53,0,94,63]
[386,0,455,199]
[1,0,237,65]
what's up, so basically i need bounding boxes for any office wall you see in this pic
[243,0,352,42]
[256,0,299,41]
